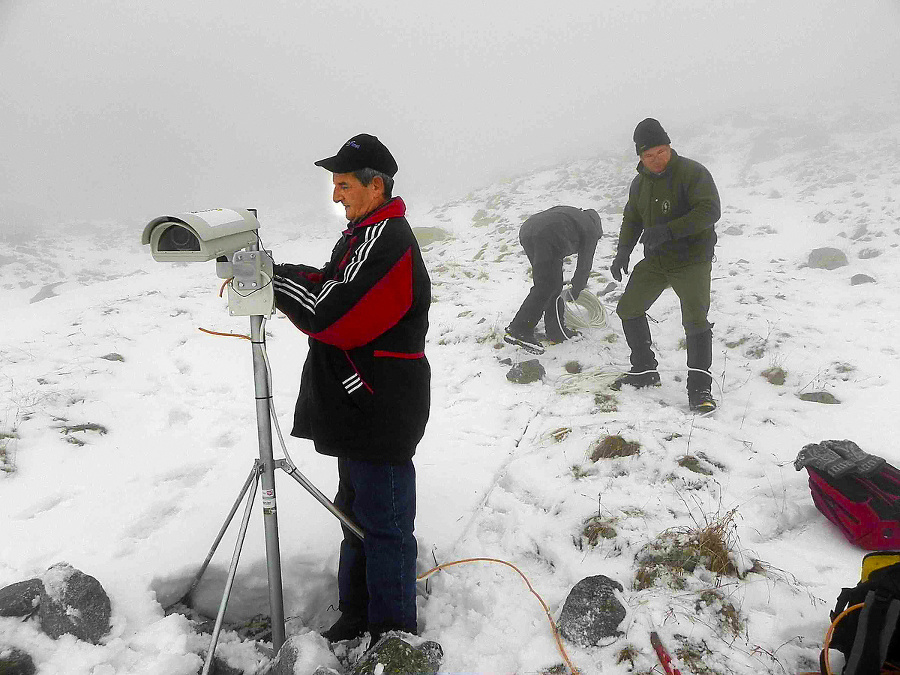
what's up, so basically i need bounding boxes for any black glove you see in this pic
[610,253,630,282]
[640,225,672,252]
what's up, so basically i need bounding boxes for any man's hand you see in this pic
[610,253,630,282]
[640,225,672,252]
[568,280,585,298]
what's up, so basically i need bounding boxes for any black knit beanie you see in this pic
[633,118,671,155]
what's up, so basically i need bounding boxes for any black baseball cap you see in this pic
[314,133,398,177]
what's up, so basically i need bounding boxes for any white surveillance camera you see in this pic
[142,208,261,262]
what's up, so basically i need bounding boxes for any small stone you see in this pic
[598,282,617,296]
[99,353,125,362]
[0,646,36,675]
[564,361,582,374]
[807,247,848,270]
[506,360,545,384]
[349,634,443,675]
[558,575,626,647]
[0,578,43,617]
[799,391,840,405]
[850,274,876,286]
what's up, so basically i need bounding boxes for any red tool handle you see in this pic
[650,631,682,675]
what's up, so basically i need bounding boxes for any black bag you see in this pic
[825,555,900,674]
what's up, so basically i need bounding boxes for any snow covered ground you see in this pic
[2,111,900,674]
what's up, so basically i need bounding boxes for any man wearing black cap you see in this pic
[610,119,720,413]
[271,134,430,645]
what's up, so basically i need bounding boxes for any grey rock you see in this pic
[506,359,545,384]
[264,637,301,675]
[349,634,443,675]
[814,210,834,223]
[598,282,617,296]
[858,247,882,259]
[311,668,342,675]
[851,274,876,285]
[0,578,42,617]
[807,247,848,270]
[723,225,743,235]
[38,563,111,644]
[799,391,840,405]
[99,353,125,362]
[0,646,36,675]
[558,575,626,647]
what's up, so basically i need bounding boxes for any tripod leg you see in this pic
[281,462,365,541]
[180,463,259,607]
[201,466,260,675]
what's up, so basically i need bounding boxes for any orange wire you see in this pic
[822,603,864,675]
[417,557,580,675]
[198,327,250,341]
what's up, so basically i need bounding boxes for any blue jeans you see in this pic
[334,457,417,634]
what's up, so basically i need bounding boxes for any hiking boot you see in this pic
[321,613,367,643]
[611,370,661,391]
[688,388,717,414]
[504,325,545,355]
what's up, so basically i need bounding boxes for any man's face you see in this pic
[639,145,672,174]
[332,172,385,221]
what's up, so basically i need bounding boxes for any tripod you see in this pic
[184,261,363,675]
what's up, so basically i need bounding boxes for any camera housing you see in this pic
[142,208,261,262]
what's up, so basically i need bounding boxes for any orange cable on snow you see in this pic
[198,327,251,341]
[417,557,580,675]
[821,602,864,675]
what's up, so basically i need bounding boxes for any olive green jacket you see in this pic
[617,150,720,269]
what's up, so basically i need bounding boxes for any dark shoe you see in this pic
[611,370,661,391]
[504,325,545,355]
[688,388,717,414]
[321,613,367,643]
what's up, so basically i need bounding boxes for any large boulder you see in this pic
[557,575,626,647]
[349,634,443,675]
[0,579,42,617]
[0,646,36,675]
[807,247,848,270]
[38,563,111,644]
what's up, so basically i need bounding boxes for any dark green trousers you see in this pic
[616,258,712,336]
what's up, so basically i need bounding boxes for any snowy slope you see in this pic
[2,111,900,674]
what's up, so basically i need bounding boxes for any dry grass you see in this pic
[633,507,741,591]
[589,434,640,461]
[580,514,619,546]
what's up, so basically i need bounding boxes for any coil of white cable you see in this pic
[560,288,608,332]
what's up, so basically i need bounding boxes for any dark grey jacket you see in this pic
[520,206,603,291]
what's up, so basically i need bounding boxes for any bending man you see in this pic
[504,206,602,355]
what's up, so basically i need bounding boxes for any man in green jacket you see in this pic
[610,118,720,413]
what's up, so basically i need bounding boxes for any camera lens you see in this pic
[158,224,201,251]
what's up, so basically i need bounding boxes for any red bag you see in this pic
[795,440,900,550]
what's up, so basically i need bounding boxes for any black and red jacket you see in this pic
[273,197,431,463]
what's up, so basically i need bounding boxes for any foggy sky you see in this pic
[1,0,898,231]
